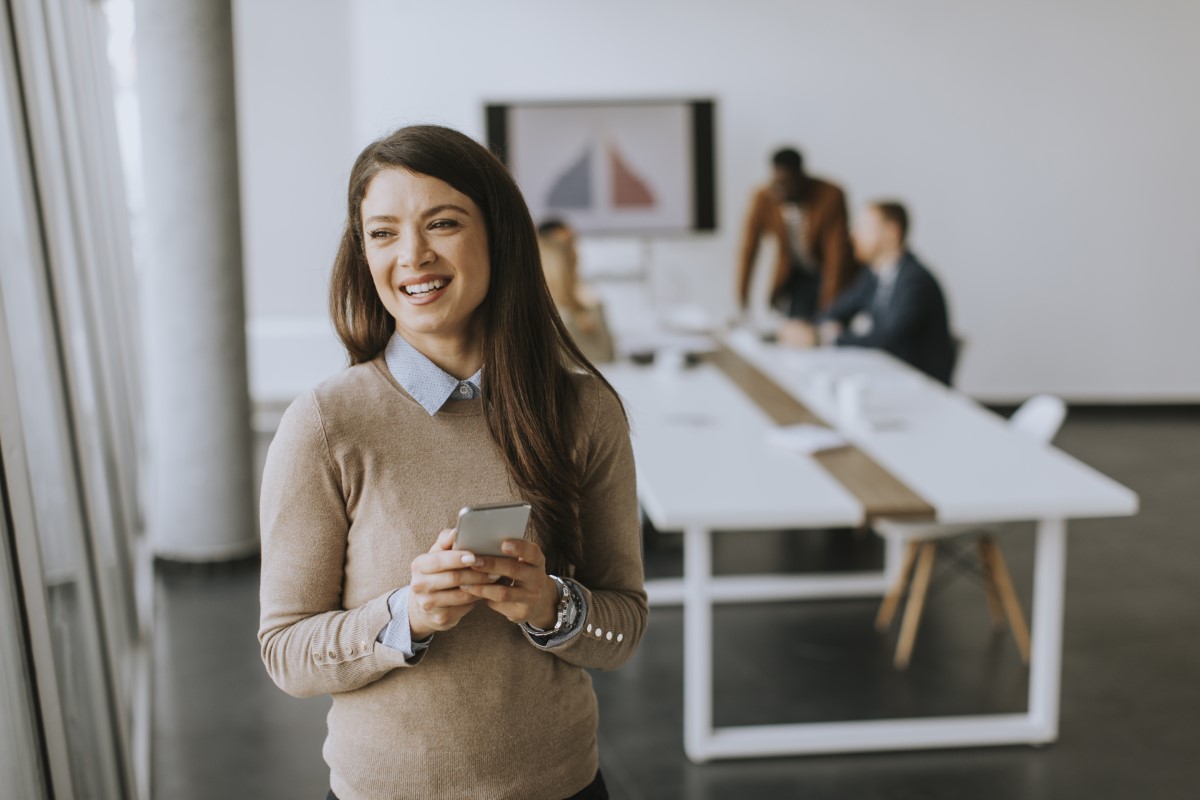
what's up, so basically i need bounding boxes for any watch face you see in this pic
[562,581,579,628]
[525,576,580,637]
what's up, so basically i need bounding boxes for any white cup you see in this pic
[836,377,866,424]
[655,348,687,374]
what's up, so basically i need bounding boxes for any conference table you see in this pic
[600,329,1138,763]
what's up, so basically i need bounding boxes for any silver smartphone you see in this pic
[452,502,532,557]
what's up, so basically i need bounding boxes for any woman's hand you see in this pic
[408,528,497,639]
[460,539,559,629]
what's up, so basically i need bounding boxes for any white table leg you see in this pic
[646,572,890,607]
[683,524,713,763]
[882,529,906,586]
[645,527,893,609]
[672,519,1070,760]
[1028,517,1067,741]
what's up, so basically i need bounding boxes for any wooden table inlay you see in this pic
[705,343,935,521]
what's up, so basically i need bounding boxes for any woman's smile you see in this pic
[398,274,452,304]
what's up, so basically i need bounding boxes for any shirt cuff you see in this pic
[525,578,588,647]
[377,587,432,661]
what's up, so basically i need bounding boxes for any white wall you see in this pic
[233,0,358,402]
[236,0,1200,403]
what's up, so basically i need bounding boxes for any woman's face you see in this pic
[360,168,491,350]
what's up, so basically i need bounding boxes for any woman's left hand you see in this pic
[460,539,558,629]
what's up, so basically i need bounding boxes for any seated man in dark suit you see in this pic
[816,201,956,384]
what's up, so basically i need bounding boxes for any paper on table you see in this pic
[765,423,850,455]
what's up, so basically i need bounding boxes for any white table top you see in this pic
[603,363,863,530]
[604,330,1138,530]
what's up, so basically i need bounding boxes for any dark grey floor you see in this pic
[154,408,1200,799]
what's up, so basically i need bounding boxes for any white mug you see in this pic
[836,377,867,424]
[655,348,687,374]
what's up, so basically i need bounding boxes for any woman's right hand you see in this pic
[408,528,496,639]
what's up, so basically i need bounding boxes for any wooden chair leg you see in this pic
[977,538,1006,629]
[876,540,919,632]
[980,537,1031,664]
[894,542,937,669]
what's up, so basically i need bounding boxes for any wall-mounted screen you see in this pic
[486,98,716,234]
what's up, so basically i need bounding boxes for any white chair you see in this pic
[874,395,1067,668]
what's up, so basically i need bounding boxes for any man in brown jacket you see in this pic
[737,148,859,320]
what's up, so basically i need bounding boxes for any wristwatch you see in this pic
[522,575,577,638]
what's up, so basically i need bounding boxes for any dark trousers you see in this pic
[776,259,822,321]
[327,769,607,800]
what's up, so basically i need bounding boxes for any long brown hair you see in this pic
[329,125,622,574]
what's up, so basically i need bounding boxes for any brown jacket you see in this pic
[737,178,858,311]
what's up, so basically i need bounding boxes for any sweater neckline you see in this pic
[370,356,485,416]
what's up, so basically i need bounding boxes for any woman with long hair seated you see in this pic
[258,125,646,800]
[537,218,615,364]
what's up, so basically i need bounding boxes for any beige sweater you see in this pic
[258,357,646,800]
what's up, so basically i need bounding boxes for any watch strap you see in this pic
[522,574,572,637]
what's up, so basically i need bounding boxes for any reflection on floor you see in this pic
[154,408,1200,800]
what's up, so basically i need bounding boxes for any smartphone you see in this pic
[452,502,532,557]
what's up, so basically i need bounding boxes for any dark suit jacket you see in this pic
[821,251,956,384]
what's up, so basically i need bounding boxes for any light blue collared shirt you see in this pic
[376,333,585,659]
[384,332,482,415]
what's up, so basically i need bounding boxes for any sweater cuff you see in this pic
[376,587,432,663]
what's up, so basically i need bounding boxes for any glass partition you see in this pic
[0,0,148,797]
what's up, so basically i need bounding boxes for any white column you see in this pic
[135,0,255,560]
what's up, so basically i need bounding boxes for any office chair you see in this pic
[873,394,1067,668]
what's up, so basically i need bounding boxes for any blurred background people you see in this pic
[812,200,955,384]
[538,218,615,363]
[737,147,858,321]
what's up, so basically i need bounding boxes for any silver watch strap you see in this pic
[522,574,572,637]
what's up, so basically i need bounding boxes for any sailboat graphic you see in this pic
[546,146,592,209]
[545,140,657,211]
[609,146,656,208]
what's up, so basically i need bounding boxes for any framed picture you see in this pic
[486,98,716,234]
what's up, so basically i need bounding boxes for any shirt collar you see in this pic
[384,333,483,416]
[876,257,902,287]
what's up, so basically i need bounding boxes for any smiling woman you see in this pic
[259,125,646,800]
